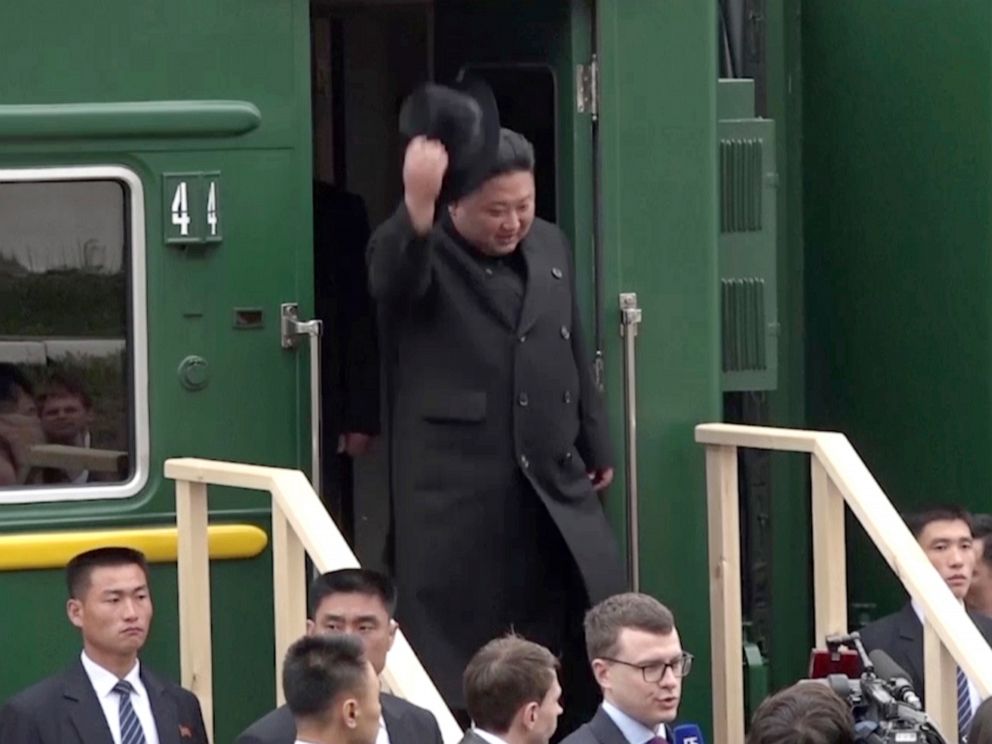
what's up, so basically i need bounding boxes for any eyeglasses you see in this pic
[600,652,694,682]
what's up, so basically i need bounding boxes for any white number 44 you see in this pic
[170,181,191,236]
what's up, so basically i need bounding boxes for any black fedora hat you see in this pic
[398,74,501,203]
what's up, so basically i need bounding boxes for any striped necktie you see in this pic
[113,680,148,744]
[958,666,973,740]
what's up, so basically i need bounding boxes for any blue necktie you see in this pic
[113,680,148,744]
[958,666,973,740]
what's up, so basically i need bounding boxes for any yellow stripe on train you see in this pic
[0,524,268,571]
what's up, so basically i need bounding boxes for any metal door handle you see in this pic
[281,302,323,498]
[619,292,642,591]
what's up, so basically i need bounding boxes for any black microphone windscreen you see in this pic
[868,649,913,684]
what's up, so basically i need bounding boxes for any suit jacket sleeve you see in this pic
[179,689,210,744]
[564,233,612,470]
[367,202,434,306]
[0,700,43,744]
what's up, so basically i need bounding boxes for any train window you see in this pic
[0,167,148,504]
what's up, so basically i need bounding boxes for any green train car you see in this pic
[5,0,988,740]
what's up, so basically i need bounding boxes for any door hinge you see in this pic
[577,56,599,119]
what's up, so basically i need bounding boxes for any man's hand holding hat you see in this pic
[403,136,448,235]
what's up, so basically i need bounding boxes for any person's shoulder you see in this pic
[858,606,909,644]
[528,218,568,244]
[381,693,441,726]
[2,669,66,712]
[560,721,597,744]
[970,609,992,638]
[235,704,295,743]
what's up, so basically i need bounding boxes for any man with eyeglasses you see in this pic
[562,593,690,744]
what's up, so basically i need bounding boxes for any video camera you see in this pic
[809,632,947,744]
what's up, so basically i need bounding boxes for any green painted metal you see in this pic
[802,1,992,619]
[743,638,769,722]
[764,0,813,693]
[0,101,261,140]
[598,0,720,736]
[0,1,313,741]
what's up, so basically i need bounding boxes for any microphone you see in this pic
[868,649,922,710]
[672,723,705,744]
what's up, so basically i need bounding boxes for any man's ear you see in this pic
[387,619,398,650]
[521,701,540,730]
[67,598,83,629]
[342,697,360,729]
[591,659,611,690]
[306,619,316,637]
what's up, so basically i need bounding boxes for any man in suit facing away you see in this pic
[859,505,992,739]
[458,635,563,744]
[236,569,443,744]
[282,634,382,744]
[562,594,690,744]
[0,546,208,744]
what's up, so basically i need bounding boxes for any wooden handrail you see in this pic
[164,457,462,744]
[695,424,992,744]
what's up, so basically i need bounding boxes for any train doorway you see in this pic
[307,0,598,571]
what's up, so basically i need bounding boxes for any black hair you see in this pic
[0,363,34,406]
[484,128,535,179]
[282,634,369,722]
[905,505,973,539]
[308,569,398,619]
[66,546,149,598]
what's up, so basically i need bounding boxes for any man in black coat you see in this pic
[562,594,687,744]
[367,123,624,728]
[235,569,443,744]
[313,180,380,545]
[858,505,992,737]
[0,547,208,744]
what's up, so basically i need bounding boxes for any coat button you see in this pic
[520,454,530,469]
[563,390,572,404]
[484,267,494,277]
[519,335,527,344]
[558,451,573,466]
[560,326,571,340]
[551,267,563,279]
[518,393,529,407]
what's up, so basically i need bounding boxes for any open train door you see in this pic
[434,0,722,735]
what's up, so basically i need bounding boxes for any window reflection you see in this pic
[0,180,131,488]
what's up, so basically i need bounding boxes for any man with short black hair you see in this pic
[859,505,992,738]
[562,593,689,744]
[968,514,992,617]
[0,546,208,743]
[460,635,563,744]
[370,84,623,729]
[747,682,854,744]
[236,568,442,744]
[283,634,381,744]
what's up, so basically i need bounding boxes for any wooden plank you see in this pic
[24,443,127,473]
[924,620,957,742]
[271,500,307,706]
[705,445,745,744]
[810,458,847,645]
[695,423,821,452]
[165,457,280,490]
[176,480,213,744]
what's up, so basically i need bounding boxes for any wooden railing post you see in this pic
[271,499,307,705]
[924,621,958,741]
[810,458,847,645]
[705,445,745,744]
[176,479,213,744]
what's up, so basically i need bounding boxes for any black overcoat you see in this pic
[368,203,625,706]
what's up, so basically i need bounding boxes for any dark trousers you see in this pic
[321,449,355,546]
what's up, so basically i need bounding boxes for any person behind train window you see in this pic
[967,514,992,618]
[313,180,380,547]
[746,682,855,744]
[36,373,100,483]
[459,635,563,744]
[236,568,443,744]
[281,634,382,744]
[367,81,623,734]
[859,505,992,738]
[0,546,209,743]
[0,362,44,486]
[562,593,688,744]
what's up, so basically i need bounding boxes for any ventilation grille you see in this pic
[722,277,766,371]
[720,138,763,233]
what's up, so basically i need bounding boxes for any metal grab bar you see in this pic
[619,292,642,591]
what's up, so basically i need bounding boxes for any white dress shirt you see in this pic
[910,600,981,713]
[80,651,160,744]
[377,715,390,744]
[473,728,510,744]
[602,701,671,744]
